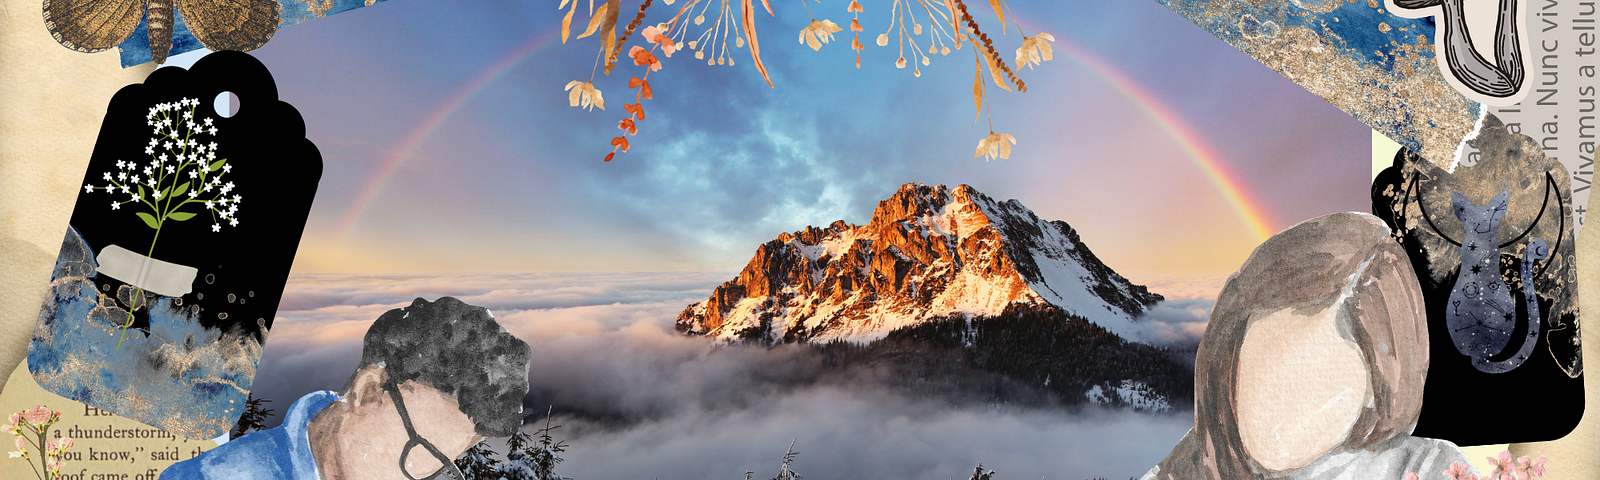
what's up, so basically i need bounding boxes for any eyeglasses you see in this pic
[386,379,467,480]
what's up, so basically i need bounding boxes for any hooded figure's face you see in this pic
[1235,306,1373,471]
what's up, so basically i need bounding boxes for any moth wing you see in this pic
[176,0,279,52]
[42,0,148,53]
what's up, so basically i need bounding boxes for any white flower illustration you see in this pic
[91,97,240,233]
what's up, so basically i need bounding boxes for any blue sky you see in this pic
[236,0,1372,277]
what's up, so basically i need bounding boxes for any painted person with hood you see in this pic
[1142,213,1478,480]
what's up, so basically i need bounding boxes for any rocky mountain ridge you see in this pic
[676,183,1164,345]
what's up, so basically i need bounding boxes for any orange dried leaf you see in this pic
[599,0,622,60]
[603,29,615,64]
[988,0,1007,35]
[629,45,662,71]
[643,26,679,57]
[611,135,631,152]
[641,80,653,99]
[605,152,616,162]
[561,0,578,44]
[741,0,774,88]
[761,0,774,16]
[973,55,983,122]
[576,0,611,39]
[850,18,862,32]
[629,76,645,88]
[976,36,1011,91]
[618,118,637,135]
[848,0,863,12]
[624,102,645,120]
[659,37,678,57]
[945,0,961,40]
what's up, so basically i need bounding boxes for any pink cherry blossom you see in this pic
[1517,455,1547,479]
[21,406,51,425]
[1488,451,1516,479]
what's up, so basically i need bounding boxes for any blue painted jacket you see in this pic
[160,391,338,480]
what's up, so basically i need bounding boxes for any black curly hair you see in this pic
[351,297,531,437]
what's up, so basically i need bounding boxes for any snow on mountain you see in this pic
[1085,380,1173,413]
[676,183,1164,345]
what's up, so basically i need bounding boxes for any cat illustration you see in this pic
[1447,190,1546,373]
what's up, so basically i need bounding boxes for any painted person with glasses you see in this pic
[162,297,533,480]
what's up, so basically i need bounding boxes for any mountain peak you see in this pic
[678,183,1162,344]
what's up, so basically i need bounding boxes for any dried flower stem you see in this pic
[916,0,955,53]
[684,0,743,65]
[605,0,656,74]
[952,0,1024,91]
[590,45,604,82]
[999,0,1026,37]
[897,3,904,61]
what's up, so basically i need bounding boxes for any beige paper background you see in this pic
[0,0,157,394]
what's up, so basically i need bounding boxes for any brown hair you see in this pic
[1154,213,1429,479]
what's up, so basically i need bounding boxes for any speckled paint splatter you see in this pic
[1158,0,1481,168]
[28,227,262,439]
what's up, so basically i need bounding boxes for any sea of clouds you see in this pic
[251,272,1220,480]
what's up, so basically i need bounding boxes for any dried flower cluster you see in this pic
[6,406,75,480]
[565,80,605,110]
[872,0,963,77]
[1403,452,1549,480]
[666,0,762,69]
[608,23,676,161]
[848,1,865,67]
[558,0,1054,161]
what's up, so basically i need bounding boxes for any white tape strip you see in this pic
[95,245,198,297]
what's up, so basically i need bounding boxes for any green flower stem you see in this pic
[26,455,42,480]
[116,219,163,350]
[104,101,234,350]
[34,429,46,480]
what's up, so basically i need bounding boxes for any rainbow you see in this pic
[334,23,1278,244]
[1048,36,1278,242]
[331,30,561,244]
